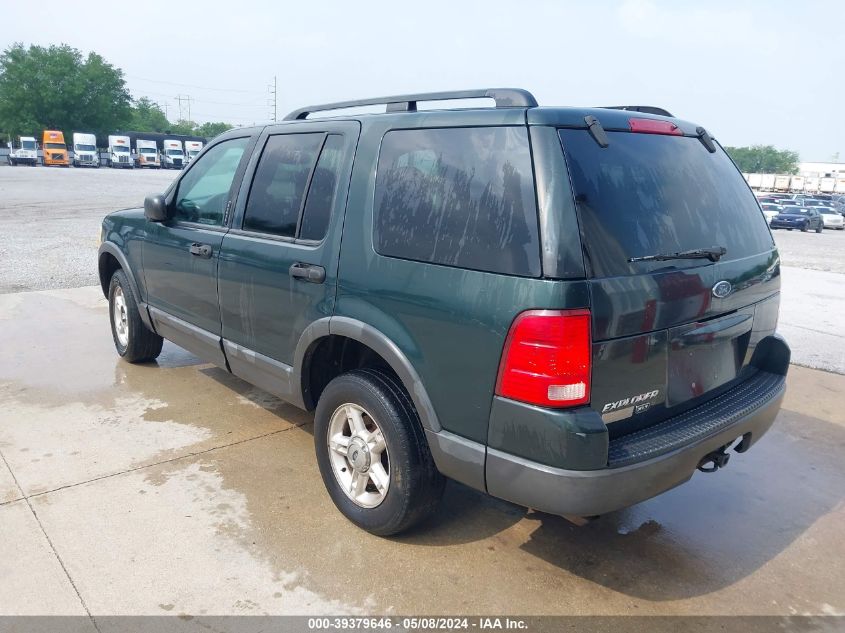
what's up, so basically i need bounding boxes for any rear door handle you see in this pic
[289,262,326,284]
[189,243,213,258]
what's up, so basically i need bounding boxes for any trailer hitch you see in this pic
[697,445,731,473]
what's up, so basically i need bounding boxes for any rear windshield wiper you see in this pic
[628,246,727,263]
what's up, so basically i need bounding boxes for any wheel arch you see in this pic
[295,317,442,434]
[98,242,154,331]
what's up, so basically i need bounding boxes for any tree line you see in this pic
[0,43,233,145]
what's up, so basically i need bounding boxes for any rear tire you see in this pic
[108,269,163,363]
[816,223,823,233]
[314,369,445,536]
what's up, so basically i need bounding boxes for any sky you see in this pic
[3,0,843,160]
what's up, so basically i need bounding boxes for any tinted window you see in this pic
[300,135,344,241]
[173,137,249,226]
[374,127,540,277]
[243,133,323,237]
[560,129,773,278]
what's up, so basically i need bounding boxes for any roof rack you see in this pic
[602,105,674,117]
[283,88,538,121]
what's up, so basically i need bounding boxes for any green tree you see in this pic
[169,119,198,135]
[195,121,233,139]
[128,97,170,133]
[724,145,800,174]
[0,43,131,143]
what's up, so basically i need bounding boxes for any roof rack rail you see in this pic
[601,105,674,117]
[283,88,538,121]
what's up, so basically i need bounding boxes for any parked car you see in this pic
[818,207,844,229]
[760,203,781,224]
[770,206,824,232]
[800,198,826,208]
[98,88,789,535]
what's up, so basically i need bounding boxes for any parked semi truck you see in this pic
[747,173,763,189]
[42,130,69,167]
[836,178,845,194]
[820,177,836,193]
[184,140,203,164]
[774,175,790,192]
[760,174,776,190]
[804,177,820,193]
[790,176,805,192]
[161,139,185,169]
[7,136,38,166]
[107,135,133,168]
[72,133,99,168]
[135,139,160,168]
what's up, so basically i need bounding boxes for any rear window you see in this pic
[374,127,540,277]
[560,129,773,278]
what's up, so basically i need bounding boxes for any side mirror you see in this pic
[144,194,168,222]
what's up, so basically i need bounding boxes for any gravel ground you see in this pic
[0,165,176,293]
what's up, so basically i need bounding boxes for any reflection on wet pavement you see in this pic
[0,287,843,616]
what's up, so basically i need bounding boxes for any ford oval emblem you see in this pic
[712,280,732,298]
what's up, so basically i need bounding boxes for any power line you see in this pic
[129,88,267,107]
[126,74,266,95]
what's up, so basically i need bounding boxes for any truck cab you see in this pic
[135,139,160,169]
[107,135,133,168]
[8,136,38,166]
[184,141,204,164]
[161,139,185,169]
[42,130,69,167]
[72,133,99,168]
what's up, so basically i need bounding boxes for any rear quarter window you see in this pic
[374,127,540,277]
[560,129,774,278]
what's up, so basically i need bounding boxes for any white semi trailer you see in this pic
[162,139,185,169]
[7,136,38,166]
[184,140,203,164]
[72,132,99,167]
[135,139,160,168]
[107,135,133,168]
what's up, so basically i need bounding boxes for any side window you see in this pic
[173,137,249,226]
[243,133,324,237]
[299,135,345,241]
[373,127,540,277]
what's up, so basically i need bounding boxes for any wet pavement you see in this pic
[0,286,843,617]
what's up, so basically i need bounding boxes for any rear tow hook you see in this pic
[697,445,731,473]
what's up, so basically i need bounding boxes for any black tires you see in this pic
[314,369,445,536]
[816,223,823,233]
[108,269,163,363]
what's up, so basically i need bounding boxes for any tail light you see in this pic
[628,118,682,136]
[495,309,591,408]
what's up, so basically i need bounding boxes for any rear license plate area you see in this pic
[667,313,753,407]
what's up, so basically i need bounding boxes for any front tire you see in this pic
[816,223,823,233]
[108,269,163,363]
[314,369,445,536]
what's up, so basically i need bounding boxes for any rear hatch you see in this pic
[556,116,780,436]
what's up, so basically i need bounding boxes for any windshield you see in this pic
[819,208,837,214]
[560,129,773,277]
[166,149,183,156]
[75,144,96,152]
[112,145,129,153]
[45,143,65,150]
[139,147,157,154]
[189,150,200,156]
[802,200,823,206]
[21,140,36,150]
[781,207,808,214]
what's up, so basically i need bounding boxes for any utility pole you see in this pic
[268,76,277,122]
[176,94,192,121]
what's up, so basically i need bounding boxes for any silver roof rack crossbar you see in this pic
[283,88,538,121]
[602,105,674,117]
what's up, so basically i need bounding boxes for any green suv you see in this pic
[98,89,789,535]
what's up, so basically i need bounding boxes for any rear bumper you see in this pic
[484,335,789,517]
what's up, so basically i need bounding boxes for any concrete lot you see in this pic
[0,286,844,618]
[0,168,844,621]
